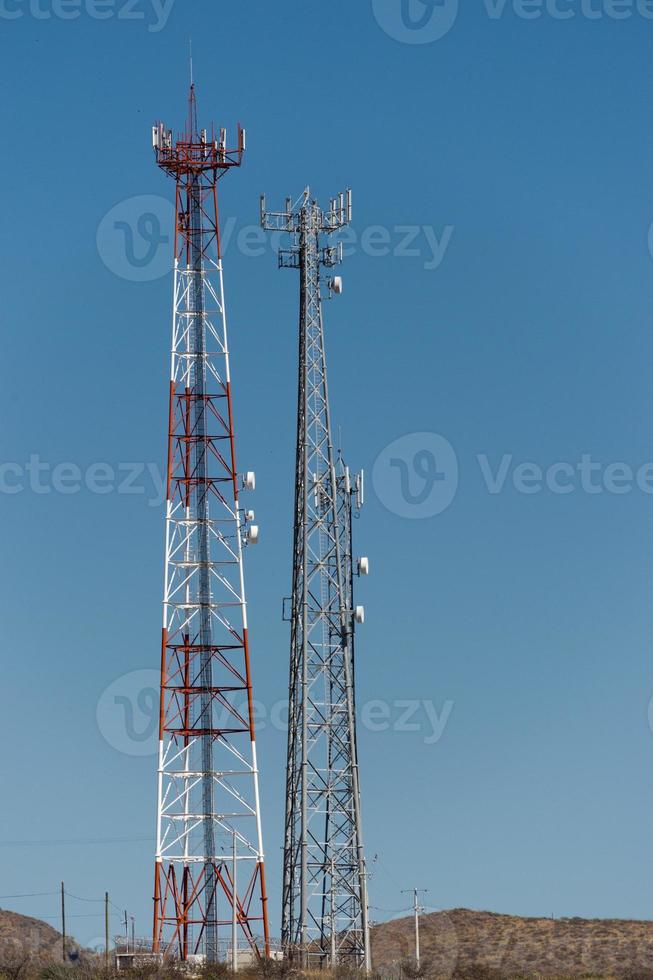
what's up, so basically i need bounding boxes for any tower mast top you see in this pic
[152,86,246,178]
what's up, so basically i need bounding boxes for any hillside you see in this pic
[4,906,653,977]
[371,908,653,977]
[0,910,81,969]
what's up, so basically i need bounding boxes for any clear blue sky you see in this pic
[2,0,653,949]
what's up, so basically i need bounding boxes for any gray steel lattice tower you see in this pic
[261,189,371,969]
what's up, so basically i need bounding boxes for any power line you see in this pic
[23,913,121,920]
[371,853,404,890]
[0,837,154,847]
[369,905,412,915]
[64,891,104,903]
[1,889,130,919]
[0,836,152,847]
[0,892,58,900]
[65,891,129,919]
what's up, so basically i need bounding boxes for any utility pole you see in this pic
[131,917,135,953]
[124,911,128,952]
[60,882,66,963]
[401,889,428,970]
[105,892,109,969]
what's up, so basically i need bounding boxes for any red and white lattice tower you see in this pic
[151,85,270,963]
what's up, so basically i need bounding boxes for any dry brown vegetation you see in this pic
[6,907,653,980]
[0,910,84,979]
[370,908,653,978]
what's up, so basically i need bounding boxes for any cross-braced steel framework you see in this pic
[261,190,370,970]
[152,86,269,963]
